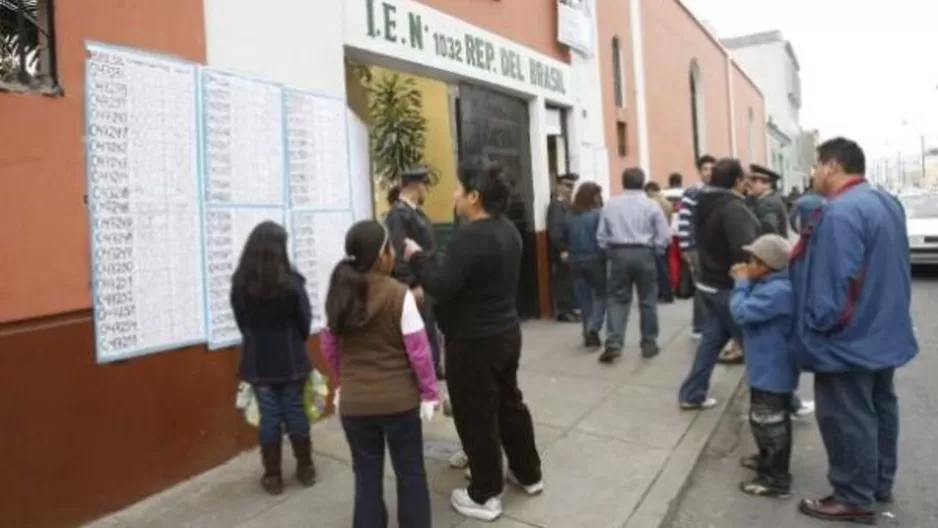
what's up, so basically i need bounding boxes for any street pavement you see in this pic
[670,267,938,528]
[84,301,744,528]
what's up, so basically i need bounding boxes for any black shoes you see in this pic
[583,331,602,349]
[598,348,621,364]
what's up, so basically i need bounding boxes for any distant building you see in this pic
[722,30,806,192]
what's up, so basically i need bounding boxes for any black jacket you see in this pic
[750,191,790,237]
[546,197,569,255]
[385,200,436,287]
[694,188,760,290]
[232,272,312,384]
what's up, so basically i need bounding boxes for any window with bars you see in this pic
[1,0,58,92]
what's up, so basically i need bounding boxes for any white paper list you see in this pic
[292,210,355,331]
[204,207,285,348]
[202,70,284,206]
[285,90,351,210]
[86,44,205,363]
[347,110,374,221]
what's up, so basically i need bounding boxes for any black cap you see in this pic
[749,164,781,181]
[556,172,580,185]
[401,167,430,184]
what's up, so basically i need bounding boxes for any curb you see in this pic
[622,366,748,528]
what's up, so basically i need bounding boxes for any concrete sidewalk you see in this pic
[84,301,743,528]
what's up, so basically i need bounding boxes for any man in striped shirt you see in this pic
[677,155,716,339]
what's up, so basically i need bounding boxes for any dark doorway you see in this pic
[457,83,539,319]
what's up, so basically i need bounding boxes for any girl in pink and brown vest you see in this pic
[320,220,439,528]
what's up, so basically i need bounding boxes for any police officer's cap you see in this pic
[749,164,781,181]
[556,173,580,185]
[401,167,430,184]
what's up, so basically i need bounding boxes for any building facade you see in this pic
[597,0,767,192]
[722,29,804,191]
[0,1,764,526]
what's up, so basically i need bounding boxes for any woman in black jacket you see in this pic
[231,221,316,495]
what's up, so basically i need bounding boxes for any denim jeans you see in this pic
[687,251,709,333]
[341,409,431,528]
[570,255,607,335]
[654,252,674,302]
[815,369,898,509]
[255,381,310,445]
[678,289,742,404]
[604,246,659,351]
[552,257,576,316]
[749,389,793,489]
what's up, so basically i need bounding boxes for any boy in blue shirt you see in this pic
[728,233,797,499]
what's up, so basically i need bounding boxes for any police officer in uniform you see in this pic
[547,173,579,322]
[747,164,790,238]
[385,167,443,378]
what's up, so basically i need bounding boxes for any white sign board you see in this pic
[345,0,574,105]
[347,110,375,221]
[557,0,595,56]
[285,90,352,210]
[85,43,206,364]
[291,210,355,332]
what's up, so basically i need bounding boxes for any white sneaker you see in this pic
[464,468,544,495]
[450,488,503,522]
[507,471,545,495]
[449,450,469,469]
[690,332,702,341]
[680,397,718,410]
[793,399,816,419]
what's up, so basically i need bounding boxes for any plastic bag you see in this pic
[303,369,330,422]
[237,370,331,428]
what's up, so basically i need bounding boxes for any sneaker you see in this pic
[583,331,602,349]
[690,332,702,341]
[449,450,469,469]
[793,400,815,419]
[739,478,791,499]
[598,348,622,364]
[507,472,545,495]
[641,344,660,359]
[679,397,718,410]
[450,488,503,522]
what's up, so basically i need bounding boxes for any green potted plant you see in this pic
[366,72,437,189]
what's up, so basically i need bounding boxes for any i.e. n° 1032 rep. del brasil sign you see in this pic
[353,0,571,101]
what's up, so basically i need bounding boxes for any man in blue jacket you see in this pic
[791,138,918,524]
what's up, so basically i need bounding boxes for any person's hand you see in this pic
[729,263,749,280]
[681,251,692,264]
[419,400,439,422]
[403,238,423,261]
[560,251,570,263]
[411,286,425,305]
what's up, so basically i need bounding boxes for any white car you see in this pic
[901,193,938,265]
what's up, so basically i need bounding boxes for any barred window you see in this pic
[1,0,58,92]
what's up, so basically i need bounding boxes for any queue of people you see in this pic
[228,137,916,526]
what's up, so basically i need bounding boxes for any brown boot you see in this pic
[290,436,317,487]
[260,442,284,495]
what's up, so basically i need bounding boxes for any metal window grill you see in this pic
[0,0,57,88]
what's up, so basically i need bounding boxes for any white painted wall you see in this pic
[203,0,346,97]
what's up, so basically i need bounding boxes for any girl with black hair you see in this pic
[402,161,544,522]
[320,219,439,528]
[230,221,316,495]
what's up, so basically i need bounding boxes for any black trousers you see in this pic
[552,257,576,316]
[419,295,443,377]
[446,327,542,504]
[749,388,793,489]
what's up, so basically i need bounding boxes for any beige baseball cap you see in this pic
[742,234,792,270]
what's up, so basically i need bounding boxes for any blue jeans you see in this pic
[570,255,607,335]
[655,253,673,302]
[815,369,898,508]
[687,251,709,333]
[255,381,310,444]
[678,289,742,404]
[341,409,431,528]
[604,247,658,350]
